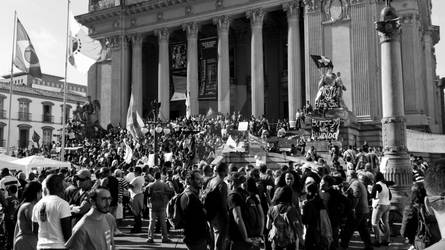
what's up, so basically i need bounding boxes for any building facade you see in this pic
[0,73,87,151]
[78,0,444,145]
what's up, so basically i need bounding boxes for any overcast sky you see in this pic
[0,0,445,85]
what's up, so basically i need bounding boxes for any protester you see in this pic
[146,171,172,243]
[32,174,72,250]
[339,171,373,250]
[69,169,93,225]
[227,172,261,250]
[205,162,229,250]
[4,185,20,249]
[370,172,391,246]
[13,181,42,250]
[267,185,300,250]
[180,170,210,250]
[65,187,116,250]
[423,159,445,250]
[128,166,145,233]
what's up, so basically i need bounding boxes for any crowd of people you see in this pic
[1,113,444,250]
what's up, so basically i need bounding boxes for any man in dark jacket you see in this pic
[180,170,210,250]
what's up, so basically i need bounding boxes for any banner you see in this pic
[199,37,218,100]
[170,42,187,101]
[311,118,341,141]
[406,129,445,154]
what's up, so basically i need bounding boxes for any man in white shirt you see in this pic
[129,166,145,233]
[32,174,72,249]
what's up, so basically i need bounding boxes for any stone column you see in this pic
[284,2,302,126]
[121,37,131,126]
[131,34,144,117]
[247,9,265,118]
[214,16,231,115]
[157,28,170,121]
[423,28,436,130]
[376,4,412,213]
[109,36,123,126]
[183,22,199,117]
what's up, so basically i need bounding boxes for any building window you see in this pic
[42,103,53,123]
[17,125,31,149]
[42,127,53,146]
[0,95,5,119]
[18,98,31,121]
[0,125,4,147]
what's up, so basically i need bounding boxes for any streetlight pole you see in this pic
[150,100,161,166]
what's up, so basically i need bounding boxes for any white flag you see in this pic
[124,143,133,164]
[69,11,102,73]
[126,93,144,139]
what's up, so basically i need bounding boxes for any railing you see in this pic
[18,112,31,121]
[0,110,6,119]
[42,114,54,123]
[89,0,120,12]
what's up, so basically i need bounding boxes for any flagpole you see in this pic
[60,0,71,161]
[6,11,17,155]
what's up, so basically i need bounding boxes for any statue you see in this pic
[75,96,104,138]
[314,71,347,112]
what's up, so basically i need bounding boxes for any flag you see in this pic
[124,143,133,164]
[13,19,42,78]
[310,55,334,69]
[206,107,215,118]
[69,11,102,73]
[126,93,144,140]
[32,131,40,143]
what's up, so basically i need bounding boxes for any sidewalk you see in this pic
[114,218,412,250]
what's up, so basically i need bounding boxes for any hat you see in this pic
[76,169,91,179]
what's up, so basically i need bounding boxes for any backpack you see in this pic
[166,192,185,229]
[268,205,295,247]
[317,209,333,249]
[414,206,441,250]
[243,195,263,237]
[202,180,222,221]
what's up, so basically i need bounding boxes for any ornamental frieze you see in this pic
[322,0,350,23]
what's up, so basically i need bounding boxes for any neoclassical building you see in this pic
[78,0,444,145]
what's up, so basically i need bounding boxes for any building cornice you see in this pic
[78,0,292,39]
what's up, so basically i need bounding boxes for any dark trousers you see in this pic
[5,219,15,249]
[340,213,372,249]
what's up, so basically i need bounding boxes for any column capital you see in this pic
[213,15,231,33]
[103,36,122,49]
[283,1,301,19]
[129,33,144,45]
[155,28,170,43]
[376,18,401,42]
[183,22,199,39]
[247,9,265,28]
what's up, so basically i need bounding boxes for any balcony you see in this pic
[89,0,120,12]
[0,110,6,119]
[18,112,31,121]
[42,114,54,123]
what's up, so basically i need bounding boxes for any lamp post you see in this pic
[149,99,171,166]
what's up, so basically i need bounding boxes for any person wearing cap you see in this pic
[69,169,93,226]
[0,168,20,198]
